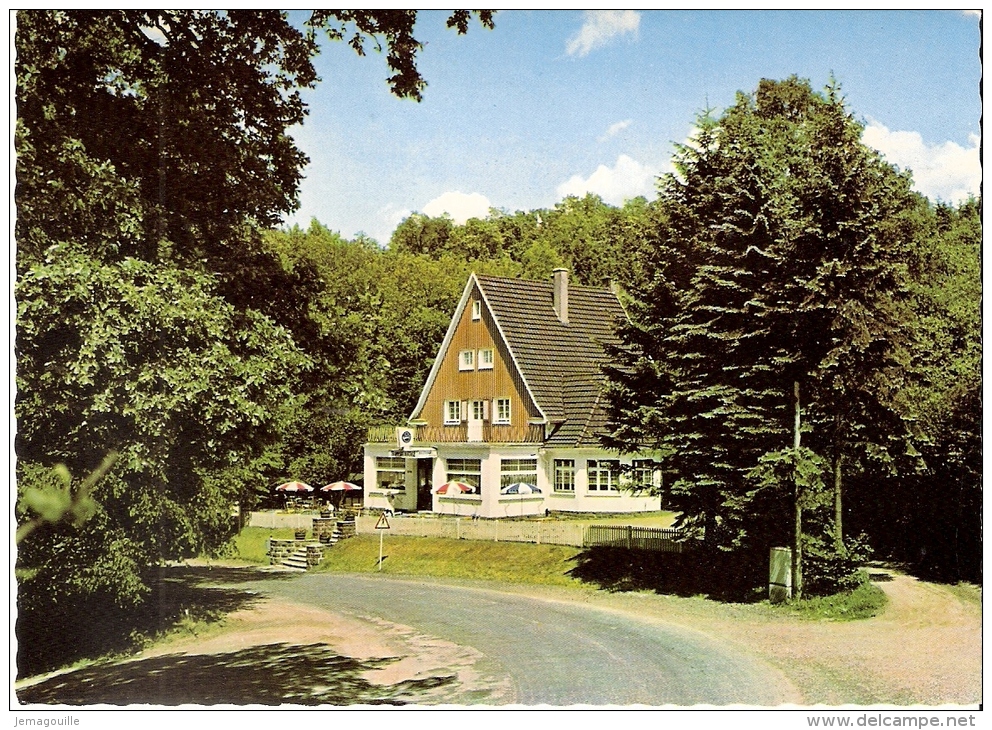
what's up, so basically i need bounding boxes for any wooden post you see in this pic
[792,380,803,600]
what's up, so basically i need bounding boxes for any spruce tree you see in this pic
[605,77,924,580]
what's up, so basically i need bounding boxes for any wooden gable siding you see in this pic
[418,283,541,442]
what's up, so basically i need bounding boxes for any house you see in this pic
[363,269,663,518]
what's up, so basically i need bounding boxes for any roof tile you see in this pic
[476,275,626,446]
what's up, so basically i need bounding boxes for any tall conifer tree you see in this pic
[605,77,924,570]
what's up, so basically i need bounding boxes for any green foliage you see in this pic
[387,194,663,290]
[16,455,114,544]
[783,580,887,621]
[17,243,308,468]
[801,534,874,596]
[605,76,925,571]
[310,10,494,102]
[847,197,982,582]
[14,9,496,632]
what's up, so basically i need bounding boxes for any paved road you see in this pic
[258,574,791,706]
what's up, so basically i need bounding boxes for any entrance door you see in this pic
[416,458,434,511]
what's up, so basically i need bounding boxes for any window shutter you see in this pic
[461,401,468,422]
[483,399,490,421]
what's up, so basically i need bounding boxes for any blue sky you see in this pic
[284,10,982,244]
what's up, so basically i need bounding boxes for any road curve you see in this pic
[258,574,793,706]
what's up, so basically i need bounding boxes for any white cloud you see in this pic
[422,191,492,223]
[566,11,640,57]
[556,154,659,205]
[374,203,412,244]
[962,10,981,17]
[599,119,632,142]
[862,122,981,204]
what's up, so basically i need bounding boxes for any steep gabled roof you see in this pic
[410,272,626,447]
[474,275,625,434]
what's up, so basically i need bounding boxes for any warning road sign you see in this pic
[375,514,391,530]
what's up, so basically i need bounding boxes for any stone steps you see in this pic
[267,517,357,571]
[281,546,310,570]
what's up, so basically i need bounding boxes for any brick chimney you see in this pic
[552,268,569,324]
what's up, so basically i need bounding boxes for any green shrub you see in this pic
[787,580,887,620]
[802,533,873,596]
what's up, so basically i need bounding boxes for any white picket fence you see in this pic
[356,515,587,546]
[251,512,686,552]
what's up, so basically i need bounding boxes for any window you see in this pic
[471,399,487,421]
[446,458,481,489]
[444,400,462,425]
[554,459,575,492]
[501,458,538,489]
[459,350,475,371]
[478,348,494,370]
[493,398,511,424]
[376,457,406,490]
[632,459,660,490]
[587,459,620,492]
[472,301,482,320]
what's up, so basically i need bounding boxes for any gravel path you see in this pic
[559,570,982,705]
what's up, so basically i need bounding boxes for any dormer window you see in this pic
[471,301,482,321]
[478,348,494,370]
[459,350,475,371]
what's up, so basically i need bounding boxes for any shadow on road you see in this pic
[17,564,293,680]
[17,642,456,706]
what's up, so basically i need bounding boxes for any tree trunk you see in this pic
[792,380,803,600]
[833,415,844,551]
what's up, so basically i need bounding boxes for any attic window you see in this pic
[472,301,482,321]
[459,350,475,371]
[478,348,494,370]
[493,398,511,424]
[444,400,462,425]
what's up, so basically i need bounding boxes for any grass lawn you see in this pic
[317,534,586,587]
[230,527,585,586]
[229,527,298,563]
[229,526,884,620]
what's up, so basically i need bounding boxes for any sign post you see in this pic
[375,513,391,571]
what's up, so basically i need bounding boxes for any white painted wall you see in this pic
[365,442,663,517]
[363,444,417,513]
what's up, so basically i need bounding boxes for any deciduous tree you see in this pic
[14,10,496,656]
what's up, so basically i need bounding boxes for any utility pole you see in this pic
[793,380,803,600]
